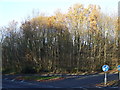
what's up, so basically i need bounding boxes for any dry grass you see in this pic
[96,80,119,87]
[15,76,64,82]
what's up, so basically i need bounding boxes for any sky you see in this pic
[0,0,119,27]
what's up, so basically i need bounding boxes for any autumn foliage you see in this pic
[1,4,120,74]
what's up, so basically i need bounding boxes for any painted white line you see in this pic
[20,80,24,82]
[19,81,59,88]
[92,75,98,77]
[11,79,15,82]
[5,78,8,80]
[72,87,83,88]
[111,87,119,88]
[96,86,102,88]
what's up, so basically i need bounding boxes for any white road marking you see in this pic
[72,86,83,88]
[11,79,15,82]
[20,80,24,82]
[95,86,102,88]
[4,79,60,88]
[5,78,8,80]
[92,75,99,77]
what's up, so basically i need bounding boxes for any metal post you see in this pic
[118,71,120,87]
[104,72,107,86]
[119,72,120,80]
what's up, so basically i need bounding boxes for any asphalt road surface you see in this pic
[2,73,119,89]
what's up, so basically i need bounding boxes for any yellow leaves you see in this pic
[27,3,104,35]
[87,5,101,32]
[90,21,97,26]
[47,16,56,27]
[68,3,84,16]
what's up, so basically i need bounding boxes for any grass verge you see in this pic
[15,76,64,82]
[96,80,119,87]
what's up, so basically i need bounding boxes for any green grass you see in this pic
[15,76,61,81]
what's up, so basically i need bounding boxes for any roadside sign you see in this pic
[117,65,120,80]
[102,65,109,86]
[117,65,120,71]
[102,65,109,72]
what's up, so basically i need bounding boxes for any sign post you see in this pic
[117,65,120,87]
[104,72,107,85]
[117,65,120,80]
[102,65,109,86]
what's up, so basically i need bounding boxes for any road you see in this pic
[2,73,119,89]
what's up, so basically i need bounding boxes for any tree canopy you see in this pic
[1,3,120,74]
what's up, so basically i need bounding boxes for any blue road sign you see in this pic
[117,65,120,71]
[102,65,109,72]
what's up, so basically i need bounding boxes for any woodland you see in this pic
[1,4,120,74]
